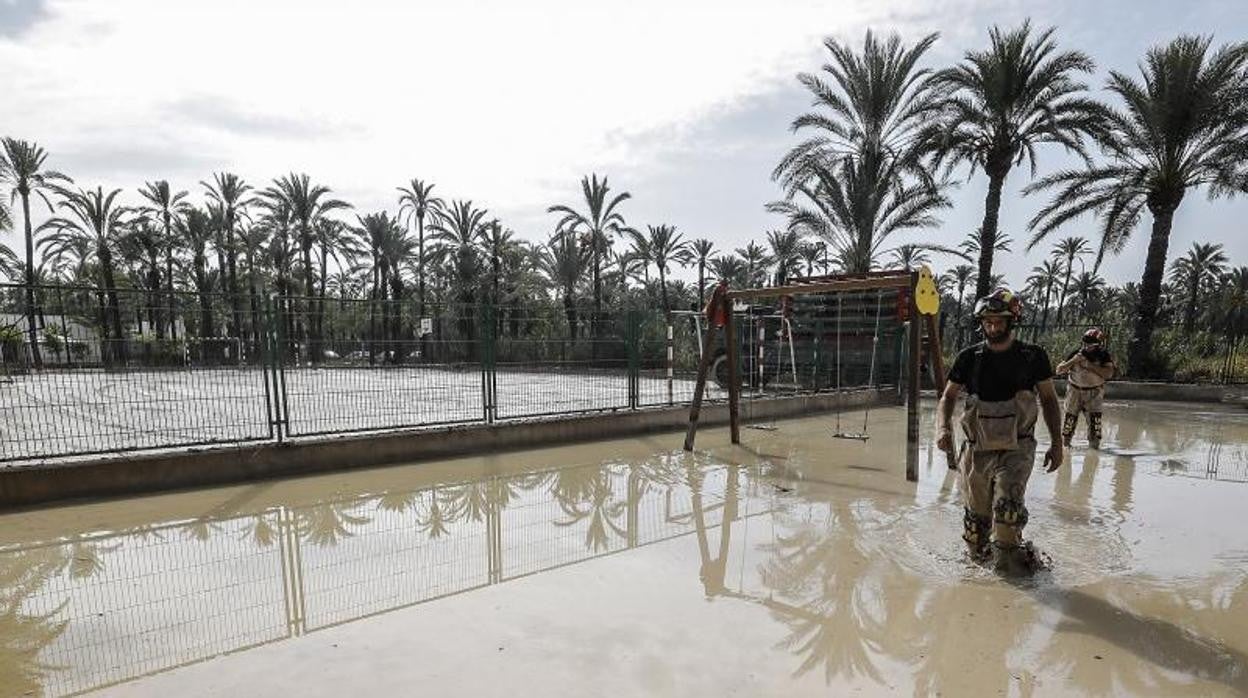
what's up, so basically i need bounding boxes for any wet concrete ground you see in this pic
[1,399,1245,696]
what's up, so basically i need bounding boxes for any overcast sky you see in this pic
[2,0,1245,290]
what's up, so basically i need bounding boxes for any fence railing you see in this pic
[1,284,897,462]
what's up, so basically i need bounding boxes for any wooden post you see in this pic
[906,271,921,481]
[925,312,955,470]
[684,285,725,451]
[724,293,741,445]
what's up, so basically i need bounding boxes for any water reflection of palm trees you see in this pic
[552,464,628,553]
[295,501,372,547]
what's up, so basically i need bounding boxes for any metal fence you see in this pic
[1,283,901,463]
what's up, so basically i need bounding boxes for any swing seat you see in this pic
[747,424,779,431]
[831,431,870,441]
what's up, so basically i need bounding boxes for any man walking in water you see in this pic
[936,288,1064,575]
[1056,328,1115,449]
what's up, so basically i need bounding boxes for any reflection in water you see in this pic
[3,402,1248,696]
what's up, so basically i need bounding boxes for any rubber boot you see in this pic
[1089,412,1103,449]
[992,541,1041,578]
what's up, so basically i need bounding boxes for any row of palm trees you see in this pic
[2,25,1246,375]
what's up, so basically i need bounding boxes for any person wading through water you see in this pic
[936,288,1064,576]
[1056,328,1115,449]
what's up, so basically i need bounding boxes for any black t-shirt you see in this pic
[948,341,1054,401]
[1065,346,1113,365]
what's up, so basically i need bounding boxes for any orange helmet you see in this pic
[1083,328,1105,345]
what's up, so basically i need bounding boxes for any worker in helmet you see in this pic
[935,288,1065,576]
[1055,328,1115,448]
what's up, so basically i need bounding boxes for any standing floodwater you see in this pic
[1,400,1246,696]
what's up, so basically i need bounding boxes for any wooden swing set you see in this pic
[682,268,947,481]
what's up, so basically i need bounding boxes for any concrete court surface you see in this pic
[1,399,1246,696]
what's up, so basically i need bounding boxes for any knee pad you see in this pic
[993,497,1029,528]
[1089,412,1103,440]
[1061,412,1078,437]
[962,508,991,550]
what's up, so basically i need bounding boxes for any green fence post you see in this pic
[481,304,496,424]
[627,310,640,410]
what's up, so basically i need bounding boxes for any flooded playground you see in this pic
[1,399,1246,697]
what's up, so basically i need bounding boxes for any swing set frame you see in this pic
[682,269,947,481]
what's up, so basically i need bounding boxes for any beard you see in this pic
[984,325,1011,344]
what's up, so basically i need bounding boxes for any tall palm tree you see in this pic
[548,174,631,338]
[1027,259,1064,332]
[887,243,930,270]
[261,173,350,361]
[38,186,130,362]
[773,31,949,277]
[957,227,1013,261]
[926,21,1105,300]
[313,218,360,354]
[481,220,515,309]
[175,207,217,356]
[688,238,717,303]
[1,138,71,367]
[1071,270,1107,321]
[353,212,399,363]
[203,173,253,342]
[121,218,164,338]
[1050,236,1089,325]
[950,264,975,335]
[765,229,803,286]
[1026,36,1248,376]
[629,224,688,315]
[539,232,587,338]
[138,180,189,340]
[431,200,488,348]
[396,179,444,317]
[1169,242,1229,333]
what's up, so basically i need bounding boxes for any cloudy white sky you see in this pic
[2,0,1246,290]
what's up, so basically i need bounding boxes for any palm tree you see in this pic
[175,207,217,359]
[313,218,360,355]
[710,256,747,288]
[1,138,71,367]
[688,238,717,303]
[1026,36,1248,376]
[736,241,771,287]
[765,229,803,286]
[39,186,131,362]
[629,224,688,315]
[121,218,164,339]
[0,241,18,281]
[887,243,930,270]
[261,173,350,362]
[1071,270,1107,321]
[950,264,975,340]
[772,31,949,276]
[1050,236,1090,325]
[768,158,949,273]
[431,200,488,350]
[203,173,253,342]
[548,174,631,339]
[481,220,516,310]
[926,21,1105,300]
[138,180,189,340]
[539,233,587,338]
[1170,242,1229,333]
[957,227,1014,261]
[353,212,397,363]
[773,30,941,191]
[798,241,824,278]
[1027,259,1063,332]
[396,179,444,317]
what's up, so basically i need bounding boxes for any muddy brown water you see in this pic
[1,399,1246,697]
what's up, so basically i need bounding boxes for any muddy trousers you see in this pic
[959,438,1036,555]
[1062,386,1104,445]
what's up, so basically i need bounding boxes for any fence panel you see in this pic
[273,296,487,437]
[0,284,273,461]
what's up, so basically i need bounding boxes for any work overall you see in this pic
[958,350,1040,558]
[1062,368,1105,446]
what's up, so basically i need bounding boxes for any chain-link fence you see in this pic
[1,283,908,463]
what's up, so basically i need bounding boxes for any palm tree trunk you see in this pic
[1184,279,1198,335]
[227,231,242,345]
[697,261,705,305]
[100,251,126,365]
[974,168,1007,301]
[659,265,670,317]
[417,215,426,317]
[1128,207,1177,377]
[301,225,317,363]
[20,193,42,368]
